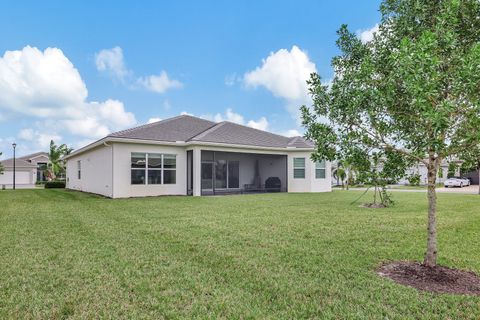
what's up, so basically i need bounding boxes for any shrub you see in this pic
[44,181,66,189]
[408,174,421,186]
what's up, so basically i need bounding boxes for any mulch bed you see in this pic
[377,261,480,296]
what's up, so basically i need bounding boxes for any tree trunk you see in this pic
[346,171,349,190]
[477,167,480,195]
[424,156,439,267]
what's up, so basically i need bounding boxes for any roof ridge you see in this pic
[0,157,37,167]
[287,136,301,146]
[220,121,291,140]
[18,151,49,160]
[110,114,217,137]
[189,121,227,141]
[109,114,188,137]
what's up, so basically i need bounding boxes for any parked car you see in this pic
[444,177,471,188]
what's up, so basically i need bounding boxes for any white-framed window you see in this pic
[131,153,176,185]
[293,157,305,179]
[77,160,81,180]
[163,154,176,184]
[147,153,162,185]
[131,153,146,184]
[315,160,326,179]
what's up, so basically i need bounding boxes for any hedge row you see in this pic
[44,181,66,189]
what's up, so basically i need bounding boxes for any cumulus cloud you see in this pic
[201,108,270,131]
[281,129,302,137]
[243,46,317,123]
[95,46,183,94]
[137,71,183,93]
[0,46,137,141]
[95,46,129,81]
[357,24,379,43]
[18,128,62,149]
[247,117,269,131]
[244,46,316,103]
[147,117,162,124]
[211,108,245,124]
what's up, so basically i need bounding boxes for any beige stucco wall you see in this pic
[66,141,331,198]
[112,142,187,198]
[287,151,332,193]
[66,144,113,197]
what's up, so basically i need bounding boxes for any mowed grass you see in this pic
[0,190,479,319]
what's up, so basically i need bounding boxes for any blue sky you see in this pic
[0,0,381,158]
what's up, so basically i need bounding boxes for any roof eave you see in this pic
[64,136,314,159]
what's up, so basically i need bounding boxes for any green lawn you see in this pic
[0,190,479,319]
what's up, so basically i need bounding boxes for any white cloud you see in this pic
[0,46,137,140]
[211,108,245,124]
[95,46,183,95]
[95,46,129,81]
[137,71,183,94]
[201,108,270,132]
[180,111,193,116]
[357,24,379,43]
[147,117,162,124]
[281,129,302,137]
[244,46,317,104]
[247,117,269,131]
[18,128,61,149]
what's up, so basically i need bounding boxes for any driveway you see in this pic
[344,185,479,194]
[436,185,478,194]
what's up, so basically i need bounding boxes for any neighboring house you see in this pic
[64,115,331,198]
[0,152,49,187]
[464,169,479,185]
[397,159,462,185]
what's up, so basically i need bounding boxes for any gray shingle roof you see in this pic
[190,121,312,148]
[107,115,314,149]
[0,158,37,168]
[109,115,216,142]
[18,151,49,160]
[1,151,49,168]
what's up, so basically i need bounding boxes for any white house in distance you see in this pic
[0,152,49,188]
[396,159,462,185]
[64,115,331,198]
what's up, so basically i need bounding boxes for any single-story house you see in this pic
[397,159,462,185]
[64,115,331,198]
[0,151,49,187]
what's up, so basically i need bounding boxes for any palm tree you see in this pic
[333,160,357,190]
[333,166,347,190]
[47,140,73,180]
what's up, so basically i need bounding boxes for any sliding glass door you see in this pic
[228,161,239,188]
[201,151,240,193]
[201,162,214,190]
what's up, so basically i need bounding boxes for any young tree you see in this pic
[301,0,480,267]
[447,162,457,179]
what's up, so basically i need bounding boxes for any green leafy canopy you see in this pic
[302,0,480,171]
